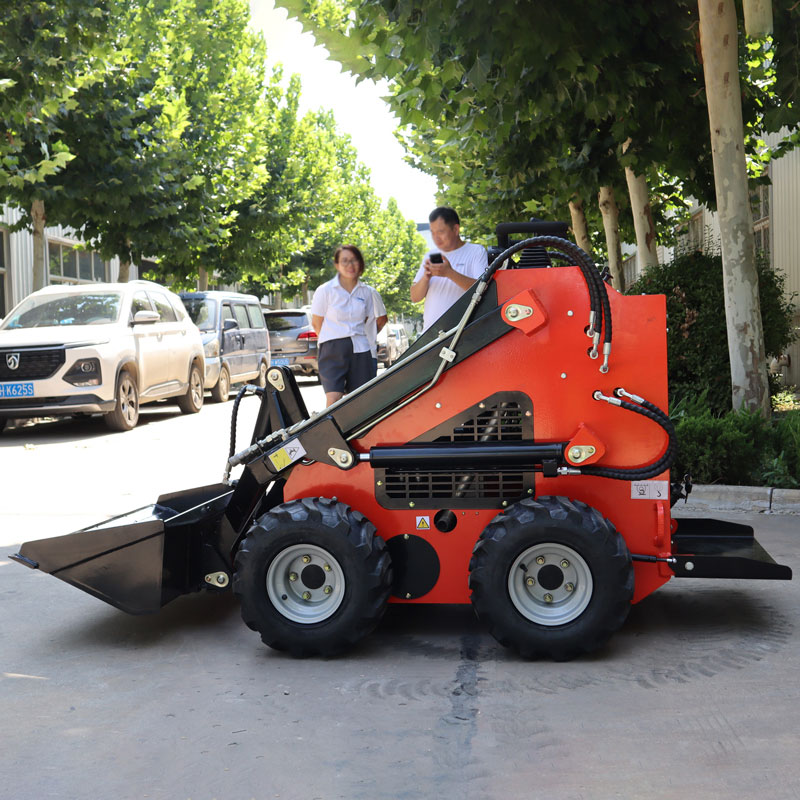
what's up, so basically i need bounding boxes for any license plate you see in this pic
[272,358,290,367]
[0,382,34,398]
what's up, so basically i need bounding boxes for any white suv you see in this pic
[0,281,205,432]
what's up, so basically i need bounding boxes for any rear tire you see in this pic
[255,360,268,389]
[177,363,203,414]
[104,370,139,431]
[210,366,230,403]
[234,497,392,657]
[469,496,633,660]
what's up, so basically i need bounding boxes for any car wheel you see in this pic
[177,363,204,414]
[469,496,633,660]
[104,370,139,431]
[210,365,230,403]
[233,498,393,657]
[256,360,268,389]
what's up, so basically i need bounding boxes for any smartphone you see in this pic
[430,252,443,263]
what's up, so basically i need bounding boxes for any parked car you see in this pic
[180,291,270,402]
[262,306,319,378]
[0,280,205,433]
[377,322,410,367]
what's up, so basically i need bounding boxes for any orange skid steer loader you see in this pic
[11,221,792,660]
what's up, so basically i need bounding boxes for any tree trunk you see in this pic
[597,186,624,291]
[118,261,131,282]
[198,266,209,291]
[568,197,593,255]
[622,140,659,273]
[302,276,309,306]
[31,199,47,291]
[742,0,773,37]
[699,0,770,414]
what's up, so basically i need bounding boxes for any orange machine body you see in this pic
[284,267,672,605]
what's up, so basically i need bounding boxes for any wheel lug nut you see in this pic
[561,559,570,569]
[544,593,553,603]
[536,556,545,565]
[525,577,535,587]
[289,572,298,582]
[565,583,574,592]
[302,591,312,600]
[323,586,333,595]
[323,564,331,572]
[302,555,311,564]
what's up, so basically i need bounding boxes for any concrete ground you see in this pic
[2,382,799,799]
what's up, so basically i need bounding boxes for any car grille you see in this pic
[0,348,66,380]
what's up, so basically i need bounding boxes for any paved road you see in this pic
[2,384,799,799]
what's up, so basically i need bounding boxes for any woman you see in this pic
[311,245,387,406]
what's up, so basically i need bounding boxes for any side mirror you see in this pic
[133,310,160,325]
[223,318,239,331]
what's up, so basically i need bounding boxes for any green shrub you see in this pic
[672,407,800,486]
[628,251,796,414]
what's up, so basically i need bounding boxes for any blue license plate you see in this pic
[0,382,34,398]
[272,358,290,367]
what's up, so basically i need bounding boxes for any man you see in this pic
[411,207,487,331]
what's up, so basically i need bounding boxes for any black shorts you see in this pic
[318,338,376,394]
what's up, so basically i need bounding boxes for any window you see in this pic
[131,292,152,317]
[48,242,107,284]
[246,304,266,328]
[751,180,771,262]
[148,292,177,322]
[233,303,250,328]
[0,227,8,317]
[222,303,236,324]
[688,213,704,252]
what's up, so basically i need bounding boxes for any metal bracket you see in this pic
[267,368,285,391]
[504,303,533,321]
[439,346,456,363]
[566,445,596,464]
[327,447,354,469]
[204,571,229,588]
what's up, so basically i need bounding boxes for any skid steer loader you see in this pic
[11,221,792,660]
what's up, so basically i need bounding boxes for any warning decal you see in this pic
[415,516,430,530]
[630,480,669,500]
[268,439,307,471]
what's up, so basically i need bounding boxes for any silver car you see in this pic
[262,307,319,378]
[0,281,205,433]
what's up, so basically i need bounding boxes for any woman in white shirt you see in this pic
[311,245,387,406]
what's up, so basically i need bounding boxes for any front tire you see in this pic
[233,497,392,657]
[177,363,203,414]
[469,496,633,660]
[210,365,230,403]
[104,370,139,431]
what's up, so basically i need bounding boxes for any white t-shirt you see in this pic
[364,287,387,359]
[310,276,377,353]
[414,241,487,331]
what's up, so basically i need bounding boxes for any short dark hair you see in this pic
[429,206,460,227]
[334,244,365,276]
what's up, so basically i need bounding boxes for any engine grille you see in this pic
[0,348,66,380]
[375,393,534,509]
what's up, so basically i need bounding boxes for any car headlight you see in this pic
[64,358,102,386]
[203,337,220,358]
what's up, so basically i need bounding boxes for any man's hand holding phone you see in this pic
[424,252,452,278]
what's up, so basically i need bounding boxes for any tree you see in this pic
[0,1,112,289]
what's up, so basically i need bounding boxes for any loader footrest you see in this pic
[671,517,792,580]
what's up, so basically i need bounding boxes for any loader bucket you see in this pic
[10,483,234,614]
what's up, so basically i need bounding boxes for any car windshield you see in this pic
[182,297,217,331]
[0,291,122,329]
[265,313,307,332]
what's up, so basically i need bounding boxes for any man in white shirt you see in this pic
[411,207,488,331]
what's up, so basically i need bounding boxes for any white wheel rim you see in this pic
[266,544,345,623]
[508,543,593,626]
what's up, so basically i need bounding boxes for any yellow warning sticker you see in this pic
[415,516,430,530]
[268,439,307,472]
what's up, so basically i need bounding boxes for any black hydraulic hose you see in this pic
[228,384,265,460]
[582,394,676,480]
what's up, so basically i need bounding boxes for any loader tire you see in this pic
[233,497,392,657]
[469,496,633,661]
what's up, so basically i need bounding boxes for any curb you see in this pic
[686,484,800,514]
